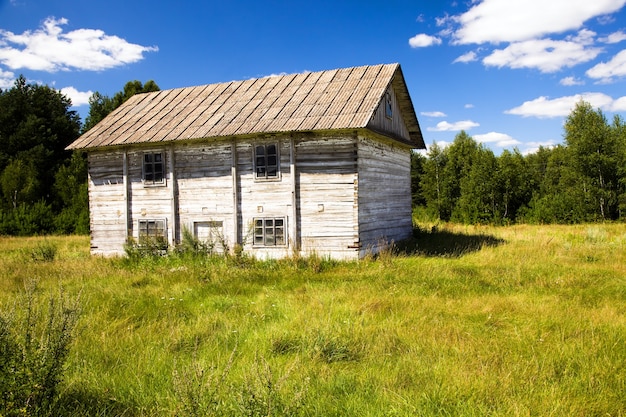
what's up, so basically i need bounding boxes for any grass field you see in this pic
[1,223,625,416]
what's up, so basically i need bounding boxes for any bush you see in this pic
[30,241,57,262]
[0,283,81,416]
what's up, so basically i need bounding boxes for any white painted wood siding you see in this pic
[126,149,174,245]
[367,85,412,143]
[295,136,359,259]
[357,136,413,256]
[88,151,127,256]
[175,141,234,252]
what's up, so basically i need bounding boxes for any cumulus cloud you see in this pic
[504,92,626,118]
[599,30,626,43]
[0,68,14,88]
[464,103,475,109]
[453,51,478,63]
[586,49,626,82]
[560,76,585,86]
[408,33,442,48]
[0,17,158,72]
[482,35,602,73]
[411,0,625,74]
[421,111,447,117]
[453,0,626,44]
[60,86,93,107]
[474,132,521,147]
[427,120,479,131]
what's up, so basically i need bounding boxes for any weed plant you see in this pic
[0,225,624,416]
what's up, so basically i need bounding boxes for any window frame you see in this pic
[254,143,280,180]
[253,217,287,247]
[384,90,393,119]
[137,219,168,249]
[142,151,166,186]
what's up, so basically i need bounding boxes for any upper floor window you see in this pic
[254,144,279,179]
[143,151,165,185]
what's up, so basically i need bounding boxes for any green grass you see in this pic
[1,224,625,416]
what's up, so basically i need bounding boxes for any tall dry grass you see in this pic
[0,224,624,416]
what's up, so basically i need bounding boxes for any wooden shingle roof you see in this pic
[67,63,424,150]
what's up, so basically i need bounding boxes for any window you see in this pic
[253,218,286,246]
[143,152,165,185]
[138,219,167,248]
[384,90,393,119]
[254,144,279,179]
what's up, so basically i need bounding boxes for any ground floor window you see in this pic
[253,218,285,246]
[138,219,167,248]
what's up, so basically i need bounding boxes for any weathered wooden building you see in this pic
[67,63,425,259]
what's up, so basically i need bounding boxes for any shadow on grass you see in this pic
[397,226,506,258]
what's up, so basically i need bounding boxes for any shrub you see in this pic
[0,283,81,416]
[30,241,57,262]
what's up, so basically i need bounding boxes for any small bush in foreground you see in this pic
[0,283,81,416]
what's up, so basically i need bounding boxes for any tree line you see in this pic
[0,76,158,235]
[412,101,626,224]
[0,75,624,236]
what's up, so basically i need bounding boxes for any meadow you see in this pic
[1,223,625,416]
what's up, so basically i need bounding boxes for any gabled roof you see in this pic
[67,63,424,150]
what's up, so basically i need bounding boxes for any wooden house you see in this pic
[67,63,425,259]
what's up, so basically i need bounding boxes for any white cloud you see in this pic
[522,140,559,155]
[586,49,626,82]
[474,132,521,147]
[0,17,158,72]
[560,76,585,86]
[482,35,602,73]
[0,68,14,88]
[599,30,626,43]
[453,0,626,44]
[464,103,475,109]
[421,111,447,117]
[60,86,93,107]
[408,33,442,48]
[427,120,479,131]
[453,51,478,63]
[504,92,626,118]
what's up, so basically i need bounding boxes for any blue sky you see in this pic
[1,0,626,154]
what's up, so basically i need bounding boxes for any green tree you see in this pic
[0,76,80,227]
[497,149,533,223]
[564,101,620,220]
[419,142,447,220]
[440,131,479,221]
[53,151,89,234]
[410,151,426,207]
[455,145,498,224]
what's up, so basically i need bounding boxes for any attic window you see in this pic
[385,90,393,119]
[143,151,165,185]
[254,144,279,179]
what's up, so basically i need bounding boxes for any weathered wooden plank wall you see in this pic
[357,136,413,256]
[88,151,127,255]
[296,136,359,259]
